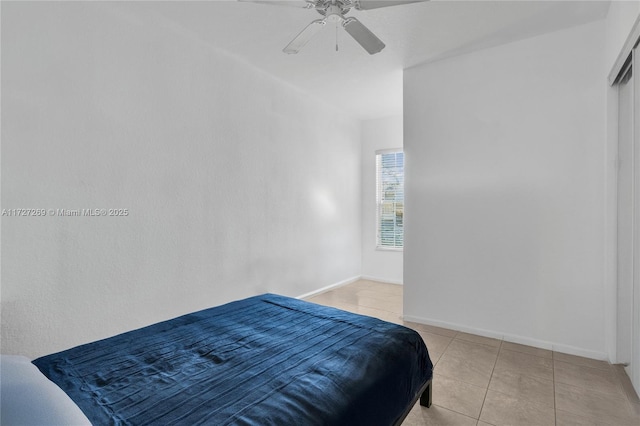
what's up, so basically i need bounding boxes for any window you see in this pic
[376,150,404,249]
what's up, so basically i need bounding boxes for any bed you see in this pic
[7,294,433,425]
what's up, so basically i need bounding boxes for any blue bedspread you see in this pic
[33,294,432,425]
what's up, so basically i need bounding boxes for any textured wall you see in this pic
[1,2,361,358]
[403,21,608,359]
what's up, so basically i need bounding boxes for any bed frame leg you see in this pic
[419,380,432,408]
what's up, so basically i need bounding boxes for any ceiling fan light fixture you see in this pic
[325,4,345,23]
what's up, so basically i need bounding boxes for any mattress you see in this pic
[33,294,433,425]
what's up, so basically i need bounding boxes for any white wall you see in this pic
[1,2,361,358]
[403,20,608,359]
[361,116,404,284]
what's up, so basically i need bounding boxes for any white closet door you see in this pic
[617,60,633,368]
[633,46,640,392]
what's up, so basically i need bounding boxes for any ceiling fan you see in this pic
[239,0,426,55]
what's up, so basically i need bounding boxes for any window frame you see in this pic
[375,148,404,251]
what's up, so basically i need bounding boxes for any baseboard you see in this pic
[403,314,609,362]
[295,275,361,300]
[360,275,403,285]
[549,343,609,362]
[403,315,504,341]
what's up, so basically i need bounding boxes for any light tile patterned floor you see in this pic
[305,280,640,426]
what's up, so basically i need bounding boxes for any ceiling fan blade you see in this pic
[342,17,385,54]
[237,0,315,9]
[283,19,326,54]
[354,0,426,10]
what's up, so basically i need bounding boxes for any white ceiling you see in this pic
[121,0,610,120]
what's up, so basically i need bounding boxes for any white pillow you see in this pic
[1,355,91,425]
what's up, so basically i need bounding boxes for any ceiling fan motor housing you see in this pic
[316,0,353,19]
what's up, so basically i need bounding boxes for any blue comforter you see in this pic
[33,294,432,425]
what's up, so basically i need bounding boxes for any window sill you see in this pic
[375,246,403,252]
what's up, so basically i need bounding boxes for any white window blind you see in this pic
[376,150,404,249]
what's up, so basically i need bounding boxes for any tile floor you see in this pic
[305,279,640,426]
